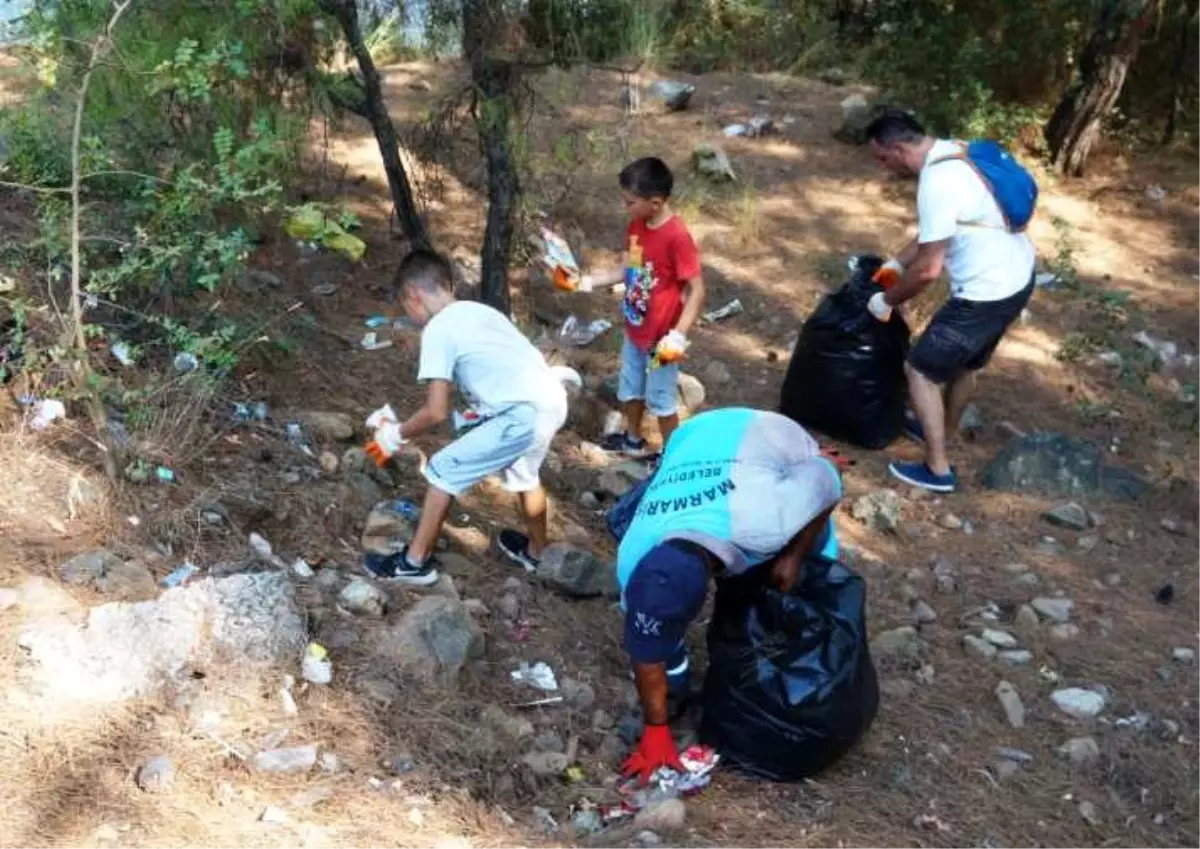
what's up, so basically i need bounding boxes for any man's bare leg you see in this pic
[944,371,976,437]
[905,361,952,476]
[517,485,549,558]
[407,486,453,562]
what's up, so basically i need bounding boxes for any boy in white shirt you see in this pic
[863,110,1035,493]
[364,249,569,583]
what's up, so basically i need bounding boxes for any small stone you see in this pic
[591,709,615,732]
[900,584,921,603]
[995,680,1026,728]
[533,729,566,754]
[958,403,985,435]
[255,744,319,774]
[1032,597,1074,623]
[1015,572,1041,588]
[522,751,568,776]
[994,746,1034,765]
[1160,517,1186,536]
[338,578,387,616]
[998,650,1033,666]
[571,809,604,836]
[1057,736,1101,766]
[482,705,534,741]
[916,664,936,685]
[881,678,916,699]
[993,758,1021,779]
[135,755,175,793]
[259,805,289,825]
[634,798,686,832]
[561,677,596,710]
[320,451,339,474]
[931,557,956,594]
[579,491,602,510]
[1049,623,1081,641]
[1171,647,1195,664]
[1002,562,1029,573]
[871,626,921,662]
[963,634,998,661]
[320,751,340,773]
[1043,502,1092,531]
[1052,688,1106,719]
[940,513,963,531]
[295,411,356,442]
[1015,604,1040,631]
[60,549,123,585]
[633,830,664,848]
[201,510,225,526]
[1079,800,1100,827]
[1156,666,1174,683]
[537,543,618,598]
[315,567,343,590]
[1103,572,1122,587]
[532,806,558,835]
[497,593,522,620]
[852,489,902,534]
[981,628,1018,649]
[911,600,937,624]
[1077,535,1099,551]
[383,748,415,775]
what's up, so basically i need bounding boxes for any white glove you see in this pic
[867,291,893,322]
[872,258,905,288]
[365,404,397,430]
[577,274,595,293]
[655,329,689,364]
[365,421,405,465]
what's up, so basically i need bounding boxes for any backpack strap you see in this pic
[926,142,1011,231]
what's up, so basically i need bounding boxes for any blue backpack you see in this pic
[934,139,1038,232]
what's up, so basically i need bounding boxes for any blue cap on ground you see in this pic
[623,541,709,664]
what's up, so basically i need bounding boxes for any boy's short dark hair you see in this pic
[395,248,453,296]
[619,157,674,200]
[864,109,927,146]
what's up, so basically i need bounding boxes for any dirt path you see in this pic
[0,62,1196,847]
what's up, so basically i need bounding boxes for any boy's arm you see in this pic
[400,379,451,439]
[582,253,628,290]
[673,275,705,336]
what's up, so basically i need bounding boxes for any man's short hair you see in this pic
[865,109,927,146]
[395,248,453,296]
[618,157,674,200]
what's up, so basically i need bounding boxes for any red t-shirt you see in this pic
[621,215,701,352]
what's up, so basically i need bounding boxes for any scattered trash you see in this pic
[1115,711,1152,731]
[512,695,564,709]
[511,661,558,692]
[280,676,298,715]
[558,315,612,347]
[648,80,695,111]
[722,123,749,137]
[110,341,135,366]
[127,515,141,527]
[285,422,315,457]
[364,315,391,328]
[693,142,736,181]
[29,399,66,430]
[259,805,289,825]
[539,226,582,291]
[360,331,393,351]
[255,744,319,774]
[301,643,333,685]
[249,533,276,561]
[311,282,338,296]
[1155,583,1175,605]
[532,806,559,834]
[702,298,744,323]
[610,745,720,812]
[173,352,199,373]
[913,813,951,833]
[285,204,366,262]
[291,558,315,579]
[161,562,200,589]
[155,466,176,484]
[1035,272,1065,290]
[232,401,269,423]
[380,499,421,522]
[1144,185,1167,204]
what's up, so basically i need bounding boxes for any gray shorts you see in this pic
[424,401,566,497]
[617,334,679,417]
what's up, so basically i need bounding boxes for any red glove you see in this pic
[622,724,684,785]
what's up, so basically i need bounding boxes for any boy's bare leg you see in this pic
[517,486,549,558]
[407,486,453,562]
[657,413,680,446]
[623,399,646,440]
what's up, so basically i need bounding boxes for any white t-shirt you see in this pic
[917,139,1036,302]
[418,301,565,416]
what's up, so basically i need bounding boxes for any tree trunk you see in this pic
[1161,0,1199,145]
[1045,0,1154,176]
[462,0,520,313]
[321,0,430,248]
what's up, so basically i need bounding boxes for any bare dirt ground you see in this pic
[0,60,1197,847]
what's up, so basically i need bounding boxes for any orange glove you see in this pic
[652,330,689,367]
[365,422,404,466]
[622,724,684,786]
[871,258,905,289]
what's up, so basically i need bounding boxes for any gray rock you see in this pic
[880,678,915,699]
[255,744,318,773]
[1049,623,1081,640]
[295,411,356,442]
[993,758,1022,779]
[693,142,736,181]
[383,748,415,775]
[60,549,123,585]
[596,461,650,500]
[1032,597,1074,623]
[1172,647,1196,663]
[1014,572,1041,588]
[995,681,1026,728]
[634,798,686,832]
[818,66,847,86]
[940,513,964,530]
[633,830,664,848]
[981,628,1018,649]
[1015,604,1040,631]
[932,557,957,594]
[374,596,484,684]
[537,543,618,599]
[1057,736,1101,766]
[497,593,522,620]
[522,751,568,776]
[561,677,596,710]
[1078,801,1100,827]
[998,649,1033,666]
[958,403,985,436]
[980,432,1147,502]
[1103,572,1122,587]
[1077,534,1100,551]
[579,491,602,510]
[59,551,157,600]
[315,568,343,590]
[136,755,175,793]
[360,501,416,557]
[963,634,998,661]
[616,713,643,745]
[833,95,886,145]
[911,600,937,624]
[571,809,604,836]
[852,489,902,534]
[871,626,920,662]
[338,578,387,617]
[591,709,615,732]
[1052,688,1106,719]
[533,729,566,754]
[1043,502,1092,531]
[17,572,304,705]
[677,372,706,411]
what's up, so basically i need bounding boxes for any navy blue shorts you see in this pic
[908,277,1034,385]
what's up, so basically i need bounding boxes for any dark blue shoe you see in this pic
[903,411,926,445]
[363,548,440,586]
[888,460,958,493]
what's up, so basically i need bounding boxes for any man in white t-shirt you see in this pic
[863,111,1035,493]
[363,249,568,584]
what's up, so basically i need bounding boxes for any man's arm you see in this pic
[399,379,451,439]
[769,506,835,592]
[895,237,920,267]
[884,239,948,308]
[632,661,671,725]
[673,275,706,336]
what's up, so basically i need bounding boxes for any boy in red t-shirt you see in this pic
[583,157,705,455]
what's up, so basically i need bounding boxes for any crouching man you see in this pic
[614,407,842,784]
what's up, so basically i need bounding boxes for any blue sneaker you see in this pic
[888,460,958,493]
[903,411,926,445]
[363,547,440,586]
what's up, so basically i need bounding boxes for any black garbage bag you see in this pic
[779,254,911,449]
[699,555,879,782]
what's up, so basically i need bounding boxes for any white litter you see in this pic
[30,399,66,430]
[511,661,559,692]
[559,315,612,347]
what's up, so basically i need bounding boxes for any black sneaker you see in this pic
[600,432,650,457]
[497,529,540,573]
[362,548,440,586]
